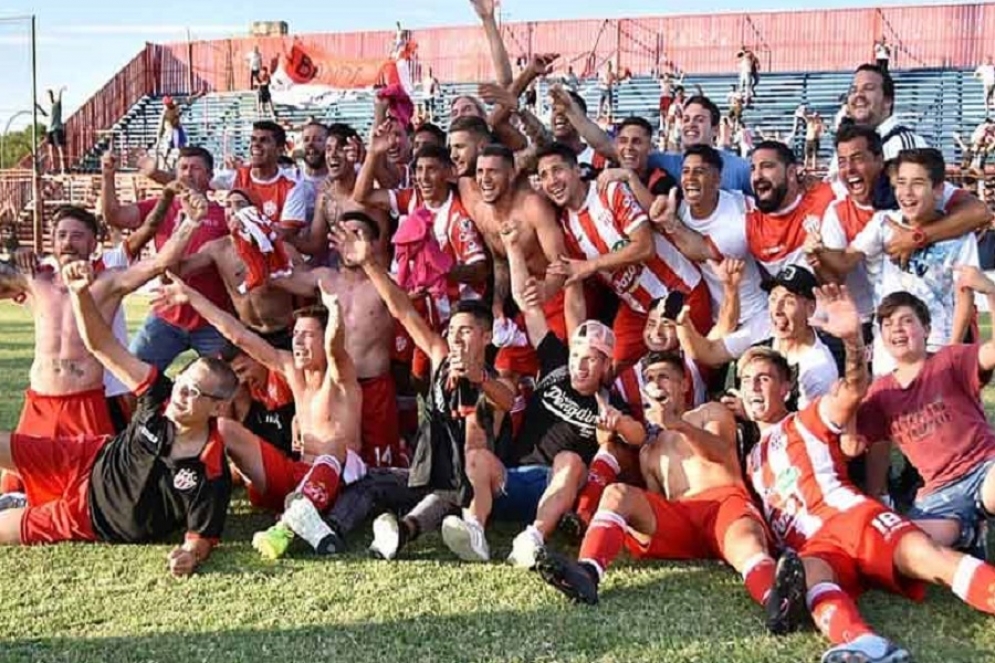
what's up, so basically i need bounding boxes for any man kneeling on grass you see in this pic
[0,261,235,577]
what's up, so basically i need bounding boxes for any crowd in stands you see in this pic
[6,3,995,662]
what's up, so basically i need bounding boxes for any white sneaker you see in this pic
[370,512,401,560]
[442,514,490,562]
[507,527,543,569]
[281,496,339,554]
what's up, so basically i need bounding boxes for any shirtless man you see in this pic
[0,202,206,493]
[179,189,298,349]
[534,349,804,636]
[274,212,404,469]
[152,273,364,560]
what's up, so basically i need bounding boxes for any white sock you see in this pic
[953,555,983,601]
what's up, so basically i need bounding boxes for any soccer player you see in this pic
[0,260,236,579]
[742,284,995,663]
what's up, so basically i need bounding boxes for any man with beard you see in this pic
[102,146,234,371]
[534,142,710,367]
[532,349,800,638]
[740,287,995,663]
[295,121,330,225]
[745,141,836,278]
[176,189,300,350]
[0,202,207,493]
[273,213,405,469]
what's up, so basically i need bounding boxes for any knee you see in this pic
[600,483,634,514]
[465,448,497,478]
[552,452,585,478]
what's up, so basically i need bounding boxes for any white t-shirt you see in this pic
[976,64,995,88]
[773,335,839,409]
[678,190,768,327]
[98,246,131,398]
[299,171,327,225]
[851,210,980,353]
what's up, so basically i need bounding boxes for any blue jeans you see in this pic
[907,459,995,555]
[491,465,551,523]
[129,315,227,372]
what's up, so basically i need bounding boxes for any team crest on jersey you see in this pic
[263,200,278,218]
[173,468,199,491]
[396,335,409,353]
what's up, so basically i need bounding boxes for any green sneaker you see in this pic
[252,522,294,560]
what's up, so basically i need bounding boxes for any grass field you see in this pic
[2,299,995,663]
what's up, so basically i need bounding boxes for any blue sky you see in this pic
[0,0,956,131]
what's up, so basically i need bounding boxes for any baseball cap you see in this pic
[570,320,616,358]
[762,265,818,300]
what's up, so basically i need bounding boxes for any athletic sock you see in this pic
[807,582,874,645]
[952,555,995,614]
[575,452,621,527]
[296,455,342,512]
[741,553,776,605]
[577,509,627,579]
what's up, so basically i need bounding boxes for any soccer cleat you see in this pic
[0,492,27,512]
[821,636,911,663]
[765,550,809,635]
[441,514,490,562]
[535,547,600,605]
[252,522,294,560]
[507,527,543,569]
[370,512,404,561]
[557,511,586,544]
[281,496,344,555]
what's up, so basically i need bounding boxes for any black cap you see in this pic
[762,265,817,300]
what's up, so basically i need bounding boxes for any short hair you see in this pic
[876,291,931,330]
[51,205,99,237]
[736,346,792,383]
[894,148,945,186]
[191,356,240,400]
[327,122,360,143]
[683,144,724,173]
[340,210,382,241]
[479,143,515,167]
[834,123,883,157]
[451,299,494,329]
[854,63,895,102]
[535,141,578,167]
[567,90,588,115]
[303,121,329,136]
[641,351,686,377]
[752,140,797,166]
[414,122,447,145]
[682,95,721,127]
[413,144,453,169]
[253,120,286,147]
[448,115,492,140]
[617,116,654,138]
[177,146,214,172]
[293,304,329,328]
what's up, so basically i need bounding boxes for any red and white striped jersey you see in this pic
[746,182,836,277]
[746,398,867,550]
[561,182,701,313]
[613,357,706,422]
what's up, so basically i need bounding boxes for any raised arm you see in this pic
[124,182,180,259]
[64,261,151,392]
[549,84,618,162]
[317,282,360,391]
[810,285,869,427]
[100,152,143,230]
[352,121,394,211]
[708,258,744,340]
[501,222,548,345]
[470,0,513,87]
[956,267,995,372]
[675,304,735,367]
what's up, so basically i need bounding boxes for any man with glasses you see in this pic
[0,260,237,579]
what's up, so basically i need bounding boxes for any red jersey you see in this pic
[746,182,836,276]
[747,398,868,550]
[225,167,309,230]
[135,197,232,331]
[561,182,702,313]
[613,357,706,421]
[858,344,995,496]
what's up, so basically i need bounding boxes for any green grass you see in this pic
[2,300,995,662]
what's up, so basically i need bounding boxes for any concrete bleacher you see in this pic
[77,68,991,174]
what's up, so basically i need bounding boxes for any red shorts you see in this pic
[392,319,432,381]
[360,374,406,468]
[495,290,570,377]
[246,436,310,513]
[627,485,766,561]
[797,501,926,601]
[11,434,103,544]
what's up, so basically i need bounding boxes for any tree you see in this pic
[1,123,45,169]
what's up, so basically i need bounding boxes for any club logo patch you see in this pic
[173,468,199,491]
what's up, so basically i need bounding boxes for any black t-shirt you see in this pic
[88,369,232,544]
[512,333,629,467]
[244,399,296,458]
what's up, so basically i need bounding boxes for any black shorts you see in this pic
[805,139,820,158]
[258,86,272,103]
[259,326,293,351]
[46,128,66,147]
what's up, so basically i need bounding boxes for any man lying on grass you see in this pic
[0,261,236,578]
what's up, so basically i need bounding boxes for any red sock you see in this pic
[952,556,995,614]
[808,583,874,645]
[577,509,627,577]
[0,470,23,494]
[296,455,341,512]
[741,554,776,605]
[575,452,620,526]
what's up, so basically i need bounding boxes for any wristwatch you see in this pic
[911,228,928,249]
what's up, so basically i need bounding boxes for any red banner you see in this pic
[280,39,386,88]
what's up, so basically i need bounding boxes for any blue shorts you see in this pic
[491,465,551,523]
[907,459,995,552]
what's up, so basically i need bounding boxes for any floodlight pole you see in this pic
[31,14,41,252]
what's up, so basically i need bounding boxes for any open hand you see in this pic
[809,284,861,341]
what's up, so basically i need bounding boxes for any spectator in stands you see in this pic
[658,71,684,136]
[597,61,616,120]
[804,111,824,171]
[736,46,759,104]
[562,65,579,92]
[247,46,262,89]
[974,56,995,115]
[727,85,744,128]
[874,37,891,72]
[422,67,441,119]
[256,66,276,120]
[156,90,206,170]
[36,87,67,174]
